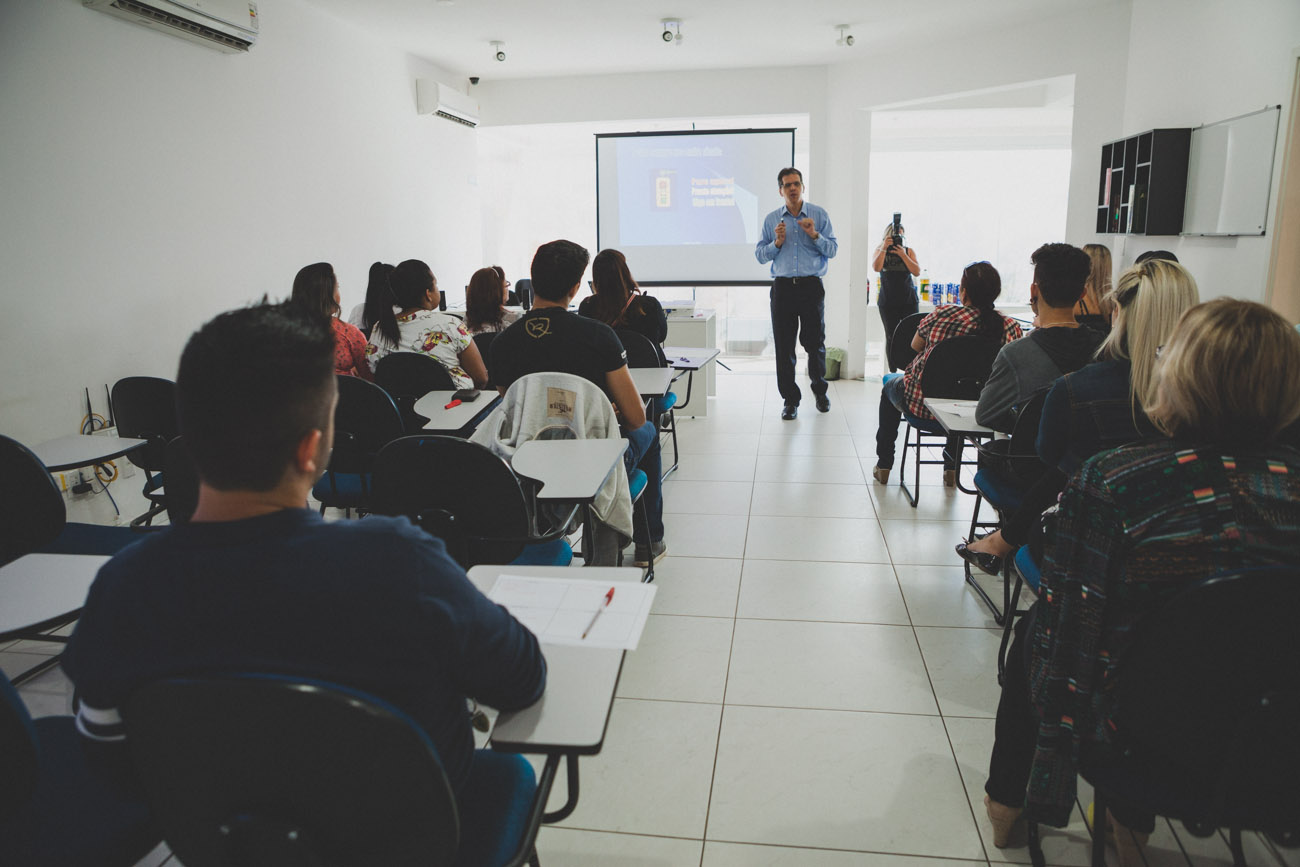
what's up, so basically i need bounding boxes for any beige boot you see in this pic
[872,465,890,484]
[943,468,957,487]
[985,795,1024,848]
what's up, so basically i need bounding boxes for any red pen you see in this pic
[582,587,615,639]
[444,399,462,409]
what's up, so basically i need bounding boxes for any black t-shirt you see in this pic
[491,307,628,398]
[577,294,669,345]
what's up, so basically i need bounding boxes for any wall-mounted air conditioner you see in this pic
[416,80,481,128]
[84,0,259,54]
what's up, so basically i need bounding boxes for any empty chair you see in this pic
[371,435,576,568]
[126,674,553,867]
[110,376,179,527]
[374,353,458,432]
[0,674,161,866]
[312,375,405,515]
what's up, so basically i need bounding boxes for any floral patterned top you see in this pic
[365,310,473,389]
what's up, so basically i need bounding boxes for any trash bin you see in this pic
[825,346,845,381]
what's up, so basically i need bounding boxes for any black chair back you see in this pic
[370,435,533,568]
[615,328,668,368]
[0,436,66,566]
[0,675,39,816]
[919,336,1002,400]
[163,436,200,525]
[514,278,533,310]
[110,377,178,474]
[1092,568,1300,838]
[472,332,497,385]
[126,675,459,867]
[888,312,926,372]
[331,375,404,475]
[374,354,457,432]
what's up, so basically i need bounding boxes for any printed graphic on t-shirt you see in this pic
[526,317,552,339]
[547,387,576,420]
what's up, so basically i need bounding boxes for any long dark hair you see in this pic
[359,262,396,339]
[590,249,639,326]
[961,261,1003,339]
[372,259,436,347]
[291,262,338,319]
[465,266,506,332]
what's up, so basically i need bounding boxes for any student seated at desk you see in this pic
[365,259,489,390]
[577,248,668,346]
[292,261,374,381]
[491,240,668,567]
[465,266,522,335]
[982,299,1300,864]
[62,302,544,860]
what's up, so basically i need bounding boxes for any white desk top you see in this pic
[0,553,108,639]
[511,439,627,503]
[469,564,641,754]
[923,398,996,437]
[413,391,501,434]
[32,435,146,473]
[629,367,674,398]
[662,346,720,371]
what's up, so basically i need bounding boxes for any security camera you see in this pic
[495,49,505,61]
[490,41,506,62]
[469,76,480,85]
[845,34,855,46]
[662,29,673,42]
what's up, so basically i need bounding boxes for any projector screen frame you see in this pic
[595,127,796,287]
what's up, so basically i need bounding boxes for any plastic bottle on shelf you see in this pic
[933,281,943,307]
[919,270,930,303]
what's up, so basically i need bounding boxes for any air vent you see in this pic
[109,0,252,50]
[436,110,477,128]
[85,0,259,54]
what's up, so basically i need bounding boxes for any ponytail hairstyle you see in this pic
[1079,243,1114,319]
[1098,258,1200,421]
[361,262,396,339]
[465,266,507,332]
[590,249,639,326]
[960,261,1003,340]
[290,262,338,319]
[373,259,436,347]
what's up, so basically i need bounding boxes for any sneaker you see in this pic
[633,540,668,567]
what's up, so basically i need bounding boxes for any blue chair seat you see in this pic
[311,472,370,509]
[628,468,647,501]
[973,467,1025,514]
[509,539,573,567]
[1013,545,1041,593]
[456,750,539,867]
[36,522,140,558]
[652,392,678,415]
[901,411,946,435]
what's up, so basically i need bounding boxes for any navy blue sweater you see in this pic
[63,509,545,792]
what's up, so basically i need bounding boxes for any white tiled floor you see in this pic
[6,363,1294,866]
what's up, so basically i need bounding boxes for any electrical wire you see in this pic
[80,413,108,435]
[92,462,121,515]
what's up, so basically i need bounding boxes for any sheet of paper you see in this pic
[488,575,656,650]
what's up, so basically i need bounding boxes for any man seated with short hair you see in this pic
[491,239,667,566]
[975,242,1106,432]
[63,302,545,854]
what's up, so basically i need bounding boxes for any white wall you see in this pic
[1119,0,1300,301]
[0,0,480,445]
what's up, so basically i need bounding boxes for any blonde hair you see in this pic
[1099,259,1200,419]
[1078,243,1113,319]
[1146,299,1300,445]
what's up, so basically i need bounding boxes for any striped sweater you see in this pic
[1025,440,1300,826]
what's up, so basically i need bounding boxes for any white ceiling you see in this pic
[301,0,1121,83]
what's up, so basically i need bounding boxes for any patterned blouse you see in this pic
[365,309,473,389]
[331,318,373,381]
[1025,440,1300,827]
[902,305,1022,419]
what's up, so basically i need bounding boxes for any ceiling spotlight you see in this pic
[835,25,854,47]
[490,40,505,62]
[661,19,682,44]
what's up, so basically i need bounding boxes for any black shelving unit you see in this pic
[1096,128,1191,235]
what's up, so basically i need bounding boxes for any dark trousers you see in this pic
[770,277,827,406]
[875,373,963,470]
[878,285,919,373]
[1002,467,1068,547]
[985,604,1155,833]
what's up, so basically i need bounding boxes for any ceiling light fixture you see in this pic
[490,40,505,62]
[836,25,855,47]
[661,19,682,45]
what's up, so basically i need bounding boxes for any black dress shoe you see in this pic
[955,540,1003,576]
[781,404,798,420]
[815,394,831,413]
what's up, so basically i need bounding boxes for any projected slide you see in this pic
[597,129,794,285]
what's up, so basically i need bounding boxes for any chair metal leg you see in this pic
[660,409,679,482]
[1228,827,1247,867]
[899,425,920,507]
[1027,819,1047,867]
[965,551,1007,626]
[997,575,1024,685]
[542,753,582,824]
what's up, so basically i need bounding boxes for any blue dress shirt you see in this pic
[755,201,838,278]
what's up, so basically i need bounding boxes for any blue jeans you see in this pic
[875,373,962,470]
[622,420,664,545]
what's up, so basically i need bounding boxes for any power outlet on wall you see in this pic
[92,425,135,478]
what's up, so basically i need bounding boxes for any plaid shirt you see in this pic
[902,305,1022,418]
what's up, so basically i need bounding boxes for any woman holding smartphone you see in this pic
[871,218,921,370]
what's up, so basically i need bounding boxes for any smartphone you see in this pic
[452,388,480,402]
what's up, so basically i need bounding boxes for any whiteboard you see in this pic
[1182,106,1280,236]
